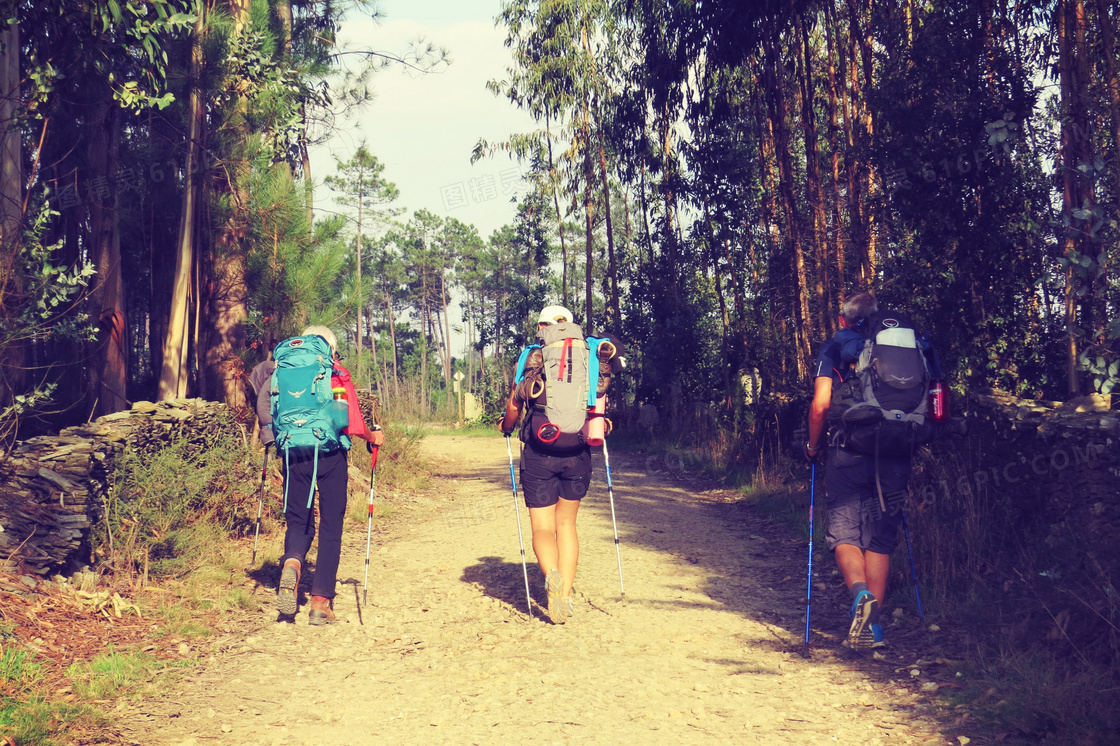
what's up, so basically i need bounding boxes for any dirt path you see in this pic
[117,434,956,745]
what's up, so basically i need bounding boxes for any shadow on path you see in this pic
[460,555,542,621]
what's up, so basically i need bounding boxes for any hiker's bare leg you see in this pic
[555,497,580,597]
[528,504,559,578]
[835,543,867,588]
[837,544,890,601]
[865,550,890,602]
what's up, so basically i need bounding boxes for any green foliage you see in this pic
[0,693,90,746]
[345,422,428,520]
[66,645,191,700]
[0,644,93,746]
[0,646,42,689]
[0,196,97,444]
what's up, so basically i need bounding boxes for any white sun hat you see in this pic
[537,305,574,325]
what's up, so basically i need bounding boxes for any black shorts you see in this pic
[519,444,592,509]
[824,447,910,554]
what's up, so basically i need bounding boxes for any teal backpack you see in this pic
[270,335,350,510]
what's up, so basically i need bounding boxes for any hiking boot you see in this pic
[545,569,565,624]
[308,595,337,626]
[277,559,300,616]
[871,623,886,649]
[846,590,878,650]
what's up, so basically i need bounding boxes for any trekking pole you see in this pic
[251,445,270,566]
[901,507,925,621]
[505,434,533,618]
[804,464,816,649]
[602,438,625,598]
[362,425,382,607]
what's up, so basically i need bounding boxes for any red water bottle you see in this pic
[928,380,948,423]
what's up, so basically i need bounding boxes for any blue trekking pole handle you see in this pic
[507,439,518,498]
[805,463,815,646]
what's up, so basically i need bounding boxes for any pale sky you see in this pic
[310,0,537,241]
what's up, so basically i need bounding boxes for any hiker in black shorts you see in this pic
[805,292,907,650]
[499,305,592,624]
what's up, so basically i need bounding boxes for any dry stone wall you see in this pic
[909,389,1120,658]
[0,399,248,575]
[0,391,379,577]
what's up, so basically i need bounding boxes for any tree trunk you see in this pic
[1093,0,1120,253]
[385,292,399,396]
[545,110,569,308]
[1094,0,1120,252]
[763,35,812,378]
[441,263,452,385]
[582,117,595,336]
[580,17,619,331]
[158,9,205,401]
[799,14,831,341]
[825,6,846,321]
[355,191,363,385]
[596,121,620,330]
[846,0,877,285]
[299,104,314,228]
[202,0,252,409]
[0,18,24,428]
[87,98,128,415]
[1057,0,1095,395]
[841,1,867,287]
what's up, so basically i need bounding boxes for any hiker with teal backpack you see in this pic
[804,292,945,650]
[251,325,384,625]
[499,305,624,624]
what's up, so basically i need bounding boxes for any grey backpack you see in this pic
[515,322,601,451]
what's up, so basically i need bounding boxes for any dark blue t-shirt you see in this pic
[813,328,863,384]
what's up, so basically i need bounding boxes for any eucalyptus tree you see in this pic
[435,217,482,386]
[7,0,193,418]
[398,209,445,408]
[490,0,626,335]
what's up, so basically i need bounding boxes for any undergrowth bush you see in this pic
[95,410,258,581]
[345,422,428,523]
[66,645,192,701]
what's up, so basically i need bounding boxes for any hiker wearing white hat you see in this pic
[500,305,592,624]
[537,305,573,325]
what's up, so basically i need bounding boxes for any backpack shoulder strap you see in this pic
[586,337,612,407]
[515,345,541,384]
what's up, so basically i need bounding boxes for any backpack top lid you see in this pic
[274,333,333,362]
[863,310,916,342]
[537,320,584,346]
[270,334,347,453]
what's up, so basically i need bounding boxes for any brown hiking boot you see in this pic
[277,559,300,616]
[308,595,337,626]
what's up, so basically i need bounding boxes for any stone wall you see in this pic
[0,399,249,575]
[0,392,379,577]
[908,390,1119,657]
